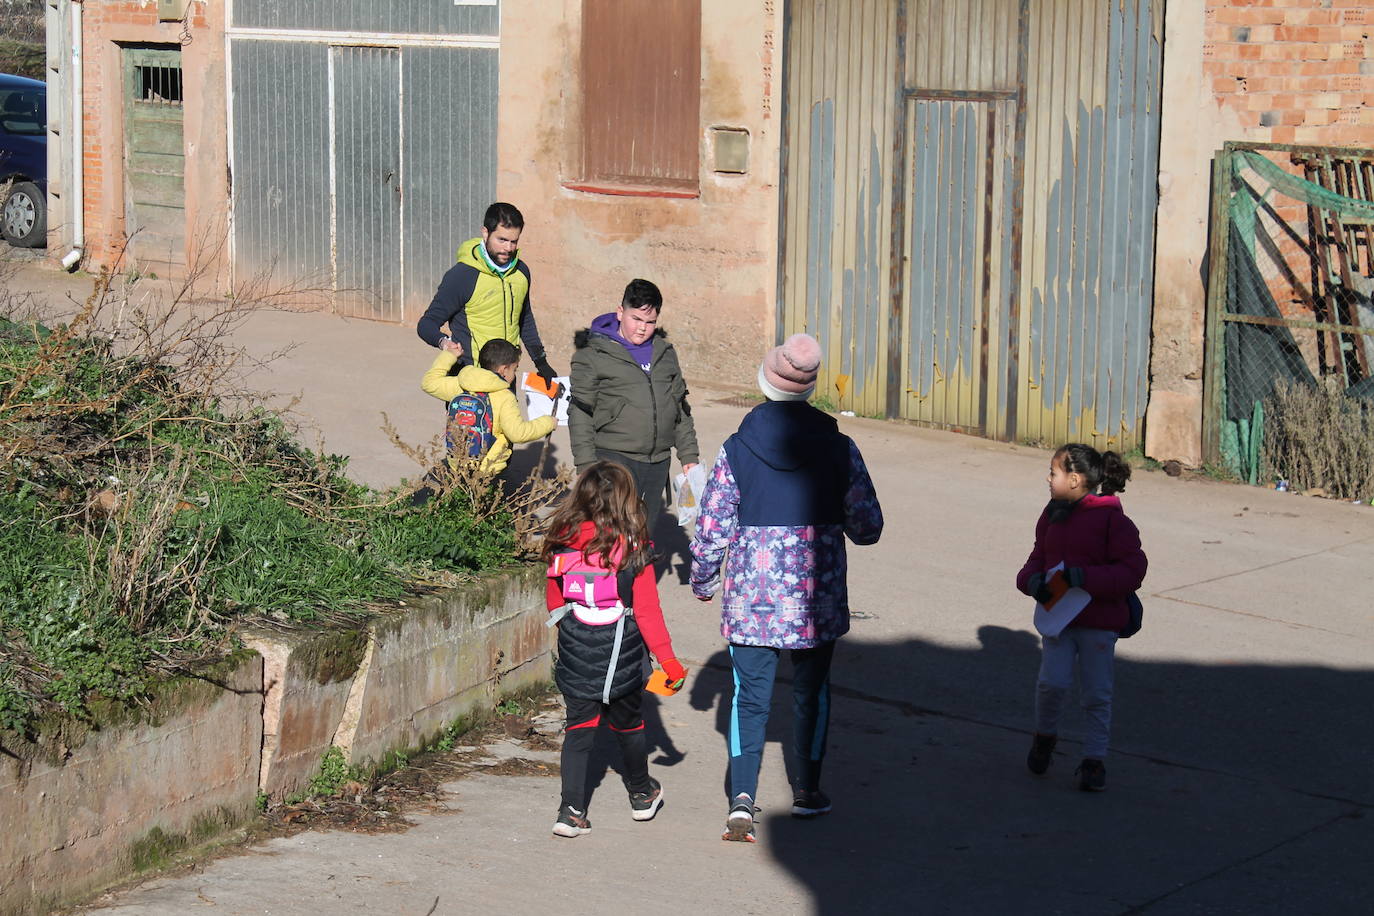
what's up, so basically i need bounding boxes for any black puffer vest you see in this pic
[553,568,646,702]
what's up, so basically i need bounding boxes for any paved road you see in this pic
[18,262,1370,914]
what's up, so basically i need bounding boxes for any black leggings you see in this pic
[560,690,651,810]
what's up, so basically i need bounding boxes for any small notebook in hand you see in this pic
[1033,562,1091,637]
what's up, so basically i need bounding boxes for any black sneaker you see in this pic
[552,804,591,837]
[629,777,664,821]
[722,793,757,843]
[1076,758,1107,792]
[1027,733,1057,776]
[791,788,831,818]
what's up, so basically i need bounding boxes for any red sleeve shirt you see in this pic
[544,524,678,663]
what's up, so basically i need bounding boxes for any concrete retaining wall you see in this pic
[0,566,552,913]
[245,564,551,798]
[0,653,264,916]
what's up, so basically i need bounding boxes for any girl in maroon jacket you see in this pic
[1016,444,1147,791]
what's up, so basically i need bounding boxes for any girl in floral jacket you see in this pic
[690,334,883,843]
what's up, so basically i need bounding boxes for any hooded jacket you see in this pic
[1015,493,1147,631]
[420,351,555,475]
[568,316,699,468]
[415,237,548,366]
[690,400,884,649]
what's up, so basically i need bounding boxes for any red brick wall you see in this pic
[1205,0,1374,146]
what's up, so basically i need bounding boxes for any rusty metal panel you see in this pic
[581,0,700,189]
[907,0,1020,93]
[779,0,899,416]
[1017,0,1161,452]
[900,96,1017,434]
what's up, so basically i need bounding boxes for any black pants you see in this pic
[560,691,651,810]
[596,449,670,528]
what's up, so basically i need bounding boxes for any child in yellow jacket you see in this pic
[421,338,556,476]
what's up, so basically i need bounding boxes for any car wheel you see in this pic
[2,181,46,248]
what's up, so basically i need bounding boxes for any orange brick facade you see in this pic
[76,0,227,277]
[1205,0,1374,147]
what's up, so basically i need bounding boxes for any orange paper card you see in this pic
[523,372,559,398]
[1041,570,1070,611]
[645,669,684,696]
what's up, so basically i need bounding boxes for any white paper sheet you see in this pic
[1033,561,1092,637]
[523,374,571,426]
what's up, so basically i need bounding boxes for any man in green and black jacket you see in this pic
[417,202,558,384]
[569,279,699,526]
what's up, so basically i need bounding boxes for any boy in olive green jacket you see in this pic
[569,279,699,525]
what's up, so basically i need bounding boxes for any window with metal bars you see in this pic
[135,65,184,105]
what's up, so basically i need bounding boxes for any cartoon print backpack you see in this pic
[546,543,633,626]
[446,391,496,458]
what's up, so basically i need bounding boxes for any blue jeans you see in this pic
[1035,628,1118,759]
[727,641,835,801]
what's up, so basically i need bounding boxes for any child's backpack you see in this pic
[446,391,496,458]
[1119,592,1144,639]
[547,544,633,626]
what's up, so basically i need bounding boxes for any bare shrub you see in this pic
[1261,378,1374,500]
[85,450,222,637]
[380,413,570,553]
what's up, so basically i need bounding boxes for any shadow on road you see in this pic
[687,627,1373,913]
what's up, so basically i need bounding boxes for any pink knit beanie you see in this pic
[758,333,821,401]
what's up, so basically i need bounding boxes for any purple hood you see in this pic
[590,312,654,369]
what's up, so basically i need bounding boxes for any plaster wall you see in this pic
[494,0,783,388]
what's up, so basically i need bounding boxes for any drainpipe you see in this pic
[61,0,84,271]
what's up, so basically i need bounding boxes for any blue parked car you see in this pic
[0,73,45,248]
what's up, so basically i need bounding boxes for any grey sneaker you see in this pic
[552,804,591,837]
[629,777,664,821]
[1076,758,1106,792]
[722,793,757,843]
[791,788,831,818]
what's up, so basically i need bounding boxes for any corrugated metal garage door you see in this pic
[332,46,402,319]
[780,0,1162,452]
[229,1,497,322]
[777,0,900,419]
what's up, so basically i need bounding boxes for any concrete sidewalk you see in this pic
[17,262,1370,914]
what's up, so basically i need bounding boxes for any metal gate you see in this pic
[332,46,402,319]
[780,0,1163,451]
[123,46,185,271]
[1203,142,1374,493]
[901,97,1017,434]
[228,1,498,322]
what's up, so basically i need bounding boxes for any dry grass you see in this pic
[1262,378,1374,500]
[381,413,571,552]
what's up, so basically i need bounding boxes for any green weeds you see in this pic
[307,746,364,798]
[0,268,542,732]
